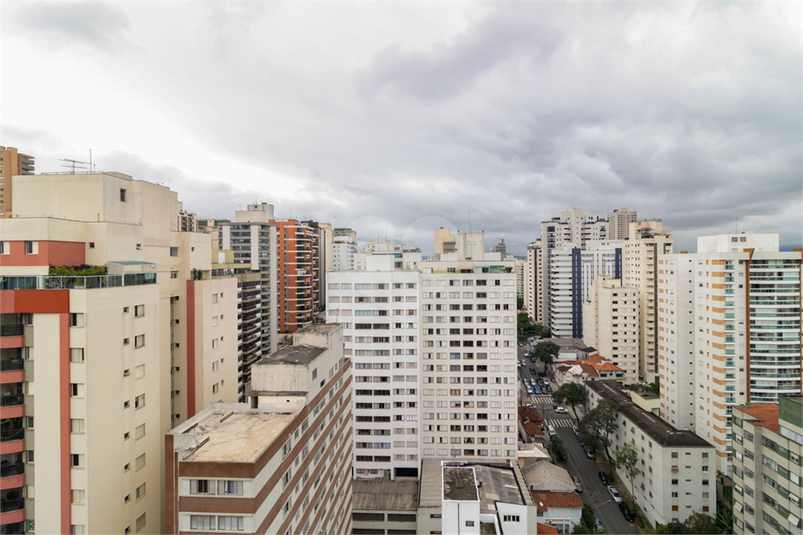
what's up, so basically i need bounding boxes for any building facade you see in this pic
[165,324,353,535]
[607,207,638,241]
[731,396,803,535]
[0,146,35,218]
[525,240,542,324]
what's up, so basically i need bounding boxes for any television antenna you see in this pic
[60,158,90,173]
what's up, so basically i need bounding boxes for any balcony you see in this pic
[0,463,23,478]
[0,395,23,408]
[0,327,22,338]
[0,361,22,373]
[0,429,23,443]
[1,272,156,290]
[0,497,23,513]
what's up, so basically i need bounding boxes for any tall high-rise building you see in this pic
[538,208,609,330]
[547,240,622,339]
[514,258,527,305]
[218,203,280,356]
[165,324,353,535]
[419,233,518,462]
[658,233,803,474]
[623,221,673,380]
[326,266,421,479]
[582,277,640,383]
[0,146,35,218]
[525,240,542,323]
[270,219,323,333]
[0,172,240,533]
[331,235,357,272]
[607,207,638,240]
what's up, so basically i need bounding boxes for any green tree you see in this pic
[614,442,641,500]
[580,398,619,461]
[650,376,660,396]
[715,501,733,534]
[550,433,567,461]
[573,525,591,534]
[666,521,688,534]
[517,297,524,310]
[534,341,560,371]
[683,512,717,534]
[581,504,596,531]
[552,382,586,420]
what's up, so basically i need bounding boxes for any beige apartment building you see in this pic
[607,207,638,241]
[0,146,35,217]
[165,324,353,535]
[623,221,673,381]
[658,233,802,475]
[731,396,803,535]
[0,172,239,533]
[583,277,639,384]
[525,240,542,324]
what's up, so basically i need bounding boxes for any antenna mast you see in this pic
[60,159,90,174]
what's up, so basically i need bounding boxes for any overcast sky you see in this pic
[2,1,800,255]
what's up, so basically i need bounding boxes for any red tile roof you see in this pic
[737,403,780,433]
[537,522,560,534]
[531,491,584,509]
[522,420,543,437]
[518,405,543,422]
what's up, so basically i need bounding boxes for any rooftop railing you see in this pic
[1,273,156,290]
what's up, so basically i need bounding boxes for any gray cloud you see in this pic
[3,1,801,256]
[20,2,131,51]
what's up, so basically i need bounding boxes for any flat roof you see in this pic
[473,464,525,514]
[352,479,419,511]
[258,344,325,366]
[171,406,299,463]
[443,467,478,502]
[587,381,713,448]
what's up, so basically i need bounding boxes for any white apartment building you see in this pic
[326,268,421,479]
[583,277,640,384]
[539,208,609,330]
[731,396,803,535]
[166,324,353,535]
[657,233,802,474]
[0,172,240,533]
[419,233,518,462]
[548,240,622,339]
[623,221,674,381]
[586,381,716,528]
[331,235,357,271]
[525,240,542,324]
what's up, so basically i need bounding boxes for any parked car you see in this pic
[534,387,542,394]
[555,406,568,414]
[619,501,635,522]
[598,471,610,485]
[594,519,604,532]
[529,367,537,374]
[584,446,596,460]
[572,476,583,493]
[526,387,533,394]
[548,425,556,436]
[608,485,622,504]
[572,425,580,437]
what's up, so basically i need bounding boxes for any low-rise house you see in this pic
[519,460,576,493]
[531,491,584,533]
[519,405,545,444]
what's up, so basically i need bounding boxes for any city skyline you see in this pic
[2,2,800,255]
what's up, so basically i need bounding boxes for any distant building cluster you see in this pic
[1,146,801,534]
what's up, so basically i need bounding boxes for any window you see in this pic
[134,394,145,409]
[135,364,145,379]
[136,483,146,500]
[503,515,520,522]
[120,189,127,202]
[71,453,85,467]
[190,479,215,495]
[134,335,145,348]
[70,348,85,363]
[71,383,85,397]
[88,242,95,248]
[212,383,219,394]
[134,305,145,317]
[135,423,145,440]
[71,419,85,434]
[218,517,245,531]
[123,338,129,345]
[24,241,37,255]
[136,514,146,532]
[136,454,146,471]
[70,313,84,327]
[72,489,86,504]
[218,480,244,496]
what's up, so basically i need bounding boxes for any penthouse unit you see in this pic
[583,277,639,384]
[586,381,716,527]
[419,233,518,462]
[0,146,34,217]
[623,221,673,381]
[0,172,240,533]
[658,233,803,474]
[166,324,352,535]
[417,459,538,535]
[731,396,803,535]
[326,268,420,480]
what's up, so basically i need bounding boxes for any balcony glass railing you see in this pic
[0,326,23,337]
[0,463,24,478]
[0,497,24,512]
[0,359,24,372]
[1,273,156,290]
[0,429,24,442]
[0,394,23,407]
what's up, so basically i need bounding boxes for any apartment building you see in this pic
[514,258,526,304]
[658,233,802,474]
[419,233,518,462]
[731,396,803,535]
[582,277,639,383]
[548,240,622,339]
[331,235,357,272]
[270,219,323,333]
[623,221,673,381]
[326,269,421,480]
[218,203,280,356]
[525,240,543,324]
[0,172,240,533]
[607,207,638,241]
[166,324,353,535]
[434,228,457,256]
[539,208,609,330]
[0,146,35,217]
[586,381,716,528]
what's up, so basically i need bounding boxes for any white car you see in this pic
[555,406,568,414]
[548,425,556,436]
[608,485,623,504]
